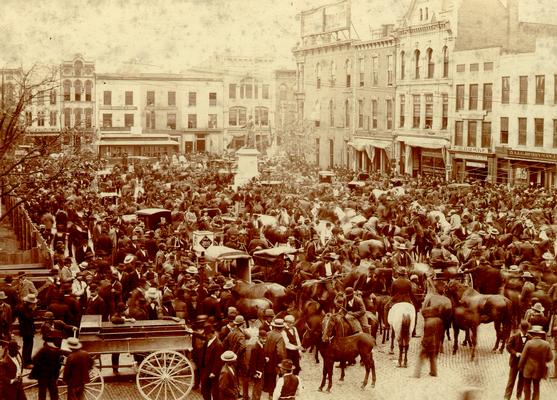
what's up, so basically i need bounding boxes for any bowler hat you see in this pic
[278,359,294,371]
[207,283,220,292]
[345,287,354,296]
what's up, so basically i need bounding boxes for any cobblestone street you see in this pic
[21,319,557,400]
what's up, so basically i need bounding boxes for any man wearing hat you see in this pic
[256,308,275,333]
[16,271,38,300]
[219,351,239,400]
[282,315,302,375]
[272,359,301,400]
[63,338,94,400]
[504,320,532,400]
[200,324,223,400]
[219,308,239,341]
[200,283,222,321]
[518,325,553,400]
[84,283,108,321]
[314,253,341,303]
[17,294,38,368]
[264,319,287,396]
[0,340,26,400]
[343,287,370,335]
[525,303,549,332]
[223,315,249,400]
[219,281,235,317]
[250,329,268,400]
[0,290,13,341]
[30,336,64,400]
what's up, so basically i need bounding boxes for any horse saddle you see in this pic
[343,314,363,334]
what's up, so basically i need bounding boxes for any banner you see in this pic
[301,0,349,37]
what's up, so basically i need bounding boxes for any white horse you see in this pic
[387,302,416,368]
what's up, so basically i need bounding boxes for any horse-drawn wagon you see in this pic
[204,245,252,282]
[24,316,195,400]
[252,246,299,284]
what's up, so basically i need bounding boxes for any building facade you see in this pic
[95,72,224,157]
[60,54,96,151]
[273,69,297,150]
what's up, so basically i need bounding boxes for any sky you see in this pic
[0,0,555,74]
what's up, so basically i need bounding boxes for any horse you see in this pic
[319,312,376,392]
[446,280,512,360]
[373,294,392,343]
[387,302,415,368]
[357,239,387,260]
[235,298,273,321]
[232,280,293,313]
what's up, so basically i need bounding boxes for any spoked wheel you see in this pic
[137,350,195,400]
[57,366,104,400]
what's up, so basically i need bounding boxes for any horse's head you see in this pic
[321,313,334,342]
[301,314,323,349]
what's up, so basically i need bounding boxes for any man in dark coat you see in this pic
[63,338,94,400]
[30,337,64,400]
[504,320,532,400]
[250,329,267,400]
[84,284,108,321]
[264,319,286,396]
[390,268,417,305]
[0,291,13,341]
[223,315,248,400]
[413,309,443,378]
[218,351,239,400]
[200,324,224,400]
[0,340,26,400]
[17,294,38,367]
[518,325,554,400]
[200,284,222,320]
[343,287,370,334]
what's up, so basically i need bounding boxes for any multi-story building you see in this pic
[61,54,96,151]
[352,27,396,172]
[94,72,224,157]
[394,0,455,178]
[1,68,23,109]
[197,55,278,152]
[494,37,557,187]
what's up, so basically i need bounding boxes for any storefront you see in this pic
[495,147,557,187]
[348,137,392,173]
[449,146,494,183]
[98,133,180,158]
[396,135,450,179]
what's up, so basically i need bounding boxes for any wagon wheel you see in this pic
[57,366,104,400]
[137,350,195,400]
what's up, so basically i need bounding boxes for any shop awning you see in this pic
[348,138,391,151]
[99,140,179,146]
[396,135,449,149]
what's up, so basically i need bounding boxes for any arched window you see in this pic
[330,60,336,86]
[74,80,82,101]
[329,99,334,127]
[344,99,350,128]
[85,80,93,101]
[420,8,423,21]
[443,46,449,78]
[279,84,287,101]
[74,60,83,77]
[400,51,406,80]
[425,7,429,20]
[427,48,434,79]
[316,63,321,89]
[345,59,351,88]
[414,50,421,79]
[63,80,71,101]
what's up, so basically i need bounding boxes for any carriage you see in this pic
[24,316,195,400]
[203,245,252,282]
[136,208,172,230]
[251,246,299,283]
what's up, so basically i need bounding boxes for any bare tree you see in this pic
[0,65,82,221]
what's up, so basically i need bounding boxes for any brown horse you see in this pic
[422,281,453,354]
[320,312,376,392]
[446,280,512,360]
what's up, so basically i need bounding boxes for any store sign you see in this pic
[454,152,488,162]
[451,145,489,154]
[301,0,350,37]
[508,149,557,162]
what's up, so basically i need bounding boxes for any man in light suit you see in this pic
[518,325,554,400]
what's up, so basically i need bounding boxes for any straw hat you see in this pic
[221,350,237,362]
[67,337,82,350]
[528,325,546,336]
[23,294,38,303]
[271,318,285,328]
[145,288,158,299]
[0,291,7,300]
[532,302,545,313]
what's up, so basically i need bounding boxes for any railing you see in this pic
[1,195,52,267]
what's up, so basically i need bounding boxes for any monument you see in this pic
[233,147,260,188]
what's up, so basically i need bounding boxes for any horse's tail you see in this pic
[399,313,411,346]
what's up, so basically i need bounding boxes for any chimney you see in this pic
[507,0,519,50]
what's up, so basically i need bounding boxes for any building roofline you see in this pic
[95,73,223,82]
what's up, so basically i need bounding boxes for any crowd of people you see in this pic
[1,151,557,399]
